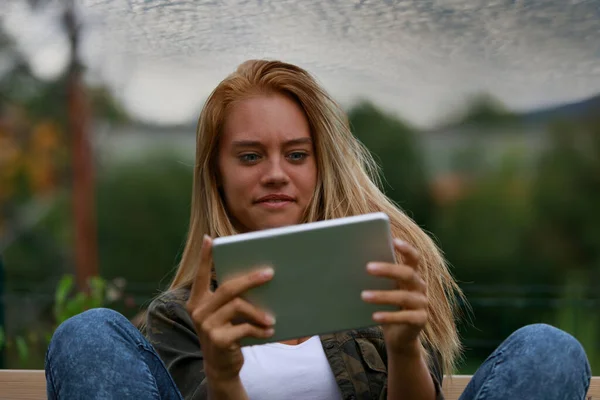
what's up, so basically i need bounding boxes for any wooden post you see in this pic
[64,3,98,291]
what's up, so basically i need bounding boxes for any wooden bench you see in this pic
[0,370,598,399]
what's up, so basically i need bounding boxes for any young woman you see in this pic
[45,60,591,400]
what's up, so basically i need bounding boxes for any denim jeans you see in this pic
[45,308,591,399]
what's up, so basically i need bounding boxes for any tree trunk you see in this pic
[64,4,98,291]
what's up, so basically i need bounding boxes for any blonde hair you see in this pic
[168,59,464,374]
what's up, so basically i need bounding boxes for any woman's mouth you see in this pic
[255,194,295,209]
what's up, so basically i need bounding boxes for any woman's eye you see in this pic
[288,152,308,162]
[240,153,261,163]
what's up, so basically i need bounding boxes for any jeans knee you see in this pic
[48,308,132,358]
[511,324,583,353]
[52,308,124,338]
[508,323,591,378]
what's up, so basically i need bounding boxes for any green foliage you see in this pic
[430,113,600,367]
[0,274,126,367]
[96,150,193,296]
[529,119,600,276]
[53,275,107,325]
[550,273,599,373]
[441,93,519,128]
[348,101,432,226]
[14,336,28,362]
[89,86,129,124]
[2,192,71,288]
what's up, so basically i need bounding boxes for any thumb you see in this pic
[189,234,214,302]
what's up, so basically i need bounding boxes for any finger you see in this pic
[367,262,426,292]
[372,309,428,326]
[393,239,420,269]
[188,235,214,304]
[361,290,428,310]
[202,297,275,332]
[207,267,274,314]
[208,323,275,349]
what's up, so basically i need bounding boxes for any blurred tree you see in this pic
[529,118,600,280]
[438,93,519,129]
[0,24,69,251]
[429,140,563,365]
[347,101,433,227]
[96,151,193,307]
[88,86,129,124]
[0,7,129,283]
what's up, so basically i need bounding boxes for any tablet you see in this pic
[211,212,397,346]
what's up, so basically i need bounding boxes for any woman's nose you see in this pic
[261,159,289,187]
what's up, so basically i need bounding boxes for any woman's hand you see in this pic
[361,239,428,356]
[186,235,276,384]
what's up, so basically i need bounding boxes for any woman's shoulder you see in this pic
[144,286,195,338]
[147,286,192,319]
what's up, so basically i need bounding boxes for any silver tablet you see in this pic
[212,212,397,346]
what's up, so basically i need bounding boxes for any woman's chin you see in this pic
[255,217,302,231]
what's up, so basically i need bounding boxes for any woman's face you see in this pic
[217,93,318,232]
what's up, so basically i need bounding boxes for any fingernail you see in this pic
[394,239,406,246]
[265,314,276,325]
[361,291,374,300]
[260,267,274,279]
[373,312,385,321]
[265,328,275,336]
[203,235,210,245]
[367,263,380,272]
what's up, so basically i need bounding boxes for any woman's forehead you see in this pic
[221,95,311,145]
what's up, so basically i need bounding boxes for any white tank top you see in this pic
[239,335,343,400]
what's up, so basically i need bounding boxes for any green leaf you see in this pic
[54,274,74,319]
[88,276,107,308]
[15,336,29,361]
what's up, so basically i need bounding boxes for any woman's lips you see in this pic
[255,194,295,209]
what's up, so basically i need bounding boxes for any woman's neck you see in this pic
[279,336,312,346]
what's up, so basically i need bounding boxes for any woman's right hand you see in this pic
[186,235,276,384]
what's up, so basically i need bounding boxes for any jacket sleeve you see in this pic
[144,290,209,400]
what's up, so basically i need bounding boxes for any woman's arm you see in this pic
[362,239,446,400]
[387,342,438,400]
[146,237,275,400]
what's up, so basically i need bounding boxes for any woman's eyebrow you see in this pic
[231,137,312,148]
[284,138,312,146]
[231,140,262,148]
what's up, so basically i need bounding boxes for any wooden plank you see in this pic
[442,375,471,400]
[0,370,598,399]
[0,370,46,400]
[591,377,600,400]
[443,375,600,400]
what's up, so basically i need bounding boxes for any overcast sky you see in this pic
[2,0,600,128]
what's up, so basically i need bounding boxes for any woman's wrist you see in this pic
[387,340,436,400]
[388,338,423,360]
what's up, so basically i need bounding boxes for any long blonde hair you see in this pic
[168,59,464,374]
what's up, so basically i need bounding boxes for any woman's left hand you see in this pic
[361,238,428,356]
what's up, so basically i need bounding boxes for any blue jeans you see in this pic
[45,308,591,399]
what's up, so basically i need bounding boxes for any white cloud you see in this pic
[2,0,600,127]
